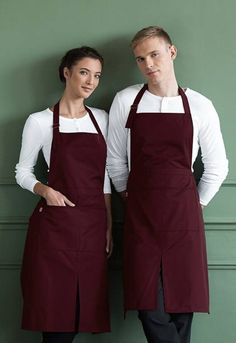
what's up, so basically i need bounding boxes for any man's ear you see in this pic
[170,45,177,60]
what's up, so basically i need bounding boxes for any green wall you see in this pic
[0,0,235,342]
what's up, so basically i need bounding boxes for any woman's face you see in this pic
[64,57,102,99]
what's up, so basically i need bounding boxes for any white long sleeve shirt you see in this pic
[107,84,228,206]
[15,107,111,194]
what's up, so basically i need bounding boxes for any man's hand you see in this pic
[119,190,128,202]
[106,227,113,258]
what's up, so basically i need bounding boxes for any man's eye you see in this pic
[136,58,143,63]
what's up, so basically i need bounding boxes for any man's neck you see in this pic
[148,79,179,97]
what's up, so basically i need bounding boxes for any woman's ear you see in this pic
[63,67,70,80]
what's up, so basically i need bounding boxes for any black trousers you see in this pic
[42,332,77,343]
[42,288,80,343]
[138,278,193,343]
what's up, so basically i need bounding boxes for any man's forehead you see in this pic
[134,40,167,57]
[134,37,167,51]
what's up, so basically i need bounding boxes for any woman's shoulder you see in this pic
[23,108,53,140]
[86,106,108,135]
[24,108,53,133]
[28,108,53,123]
[87,106,108,123]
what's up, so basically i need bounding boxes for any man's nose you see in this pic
[144,57,153,69]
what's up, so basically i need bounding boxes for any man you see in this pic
[107,26,228,343]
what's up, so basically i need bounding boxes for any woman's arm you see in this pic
[16,114,75,206]
[15,115,43,192]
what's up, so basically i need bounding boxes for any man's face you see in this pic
[133,36,177,86]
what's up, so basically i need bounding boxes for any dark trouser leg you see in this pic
[138,279,193,343]
[172,313,193,343]
[42,284,80,343]
[42,332,77,343]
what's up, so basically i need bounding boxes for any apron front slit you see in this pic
[74,279,80,330]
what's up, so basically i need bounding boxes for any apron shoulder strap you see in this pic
[85,106,104,136]
[125,84,148,128]
[52,101,60,141]
[52,101,60,130]
[178,87,191,114]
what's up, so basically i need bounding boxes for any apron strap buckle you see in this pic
[52,123,60,129]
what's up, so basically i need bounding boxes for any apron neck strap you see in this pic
[52,101,60,135]
[126,84,191,129]
[52,102,103,136]
[125,84,148,128]
[178,87,191,114]
[85,106,103,136]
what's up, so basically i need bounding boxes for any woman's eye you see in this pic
[152,53,159,58]
[80,70,87,75]
[95,74,101,79]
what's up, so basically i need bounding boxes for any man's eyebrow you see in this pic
[135,50,161,60]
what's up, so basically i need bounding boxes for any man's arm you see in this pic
[107,93,129,193]
[197,100,228,206]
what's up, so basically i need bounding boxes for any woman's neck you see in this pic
[58,93,86,119]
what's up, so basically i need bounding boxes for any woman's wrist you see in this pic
[33,182,51,199]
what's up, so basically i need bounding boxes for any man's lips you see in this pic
[146,70,159,76]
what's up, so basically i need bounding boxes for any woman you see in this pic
[15,46,112,343]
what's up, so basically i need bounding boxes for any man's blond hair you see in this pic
[131,26,173,49]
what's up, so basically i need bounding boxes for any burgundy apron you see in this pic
[21,102,110,332]
[124,84,209,313]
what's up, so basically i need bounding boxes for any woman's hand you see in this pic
[33,182,75,206]
[44,188,75,206]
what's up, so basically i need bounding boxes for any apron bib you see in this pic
[124,85,209,313]
[21,102,110,332]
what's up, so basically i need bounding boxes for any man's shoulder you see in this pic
[186,88,218,119]
[116,84,144,101]
[186,88,212,105]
